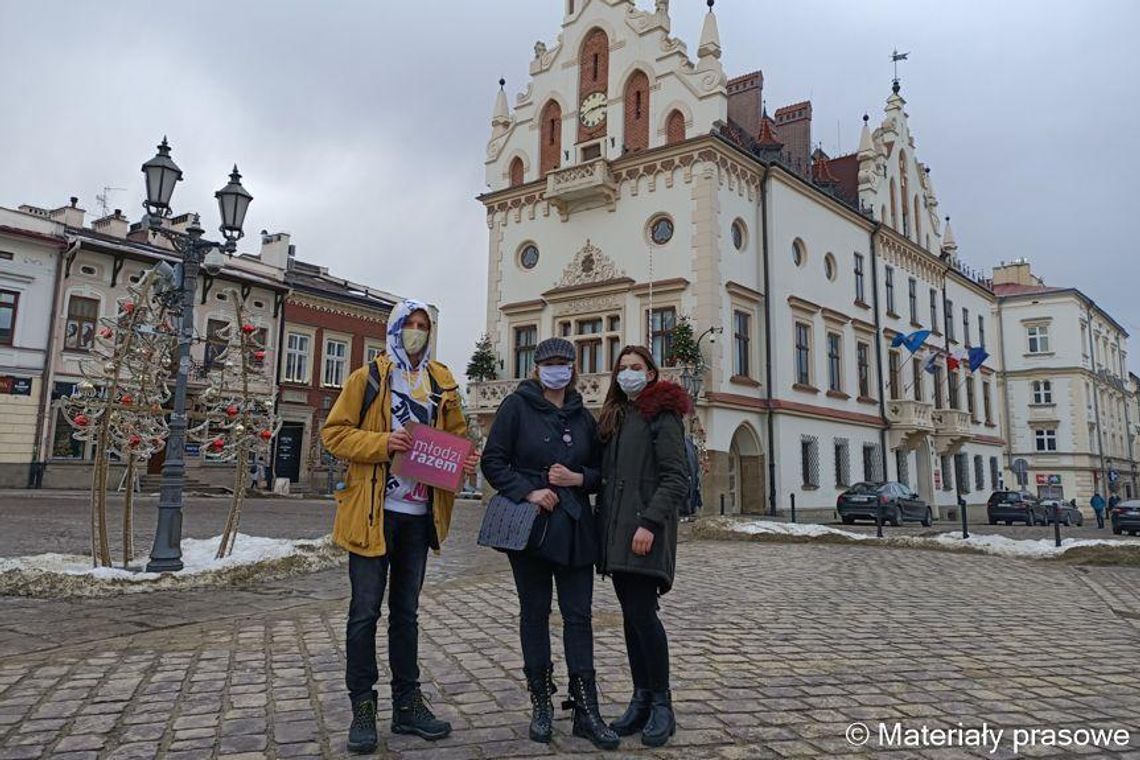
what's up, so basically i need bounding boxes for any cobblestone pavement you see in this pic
[2,505,1140,758]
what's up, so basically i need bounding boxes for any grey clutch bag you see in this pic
[478,494,546,551]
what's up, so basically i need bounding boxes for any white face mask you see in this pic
[402,328,429,355]
[617,368,648,396]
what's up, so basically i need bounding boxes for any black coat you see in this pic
[480,380,600,568]
[598,381,691,593]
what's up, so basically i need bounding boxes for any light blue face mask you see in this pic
[538,364,573,390]
[617,369,648,396]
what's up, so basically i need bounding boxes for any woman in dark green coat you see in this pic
[596,345,691,748]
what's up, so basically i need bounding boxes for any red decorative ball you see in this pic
[122,301,135,314]
[259,429,272,441]
[226,404,239,417]
[99,327,113,339]
[253,350,266,361]
[120,394,133,406]
[129,434,141,448]
[210,437,225,451]
[75,414,90,427]
[241,323,256,334]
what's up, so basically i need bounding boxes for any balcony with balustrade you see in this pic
[931,408,972,454]
[544,159,618,220]
[885,398,934,451]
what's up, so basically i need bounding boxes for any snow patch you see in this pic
[701,518,1140,559]
[0,534,343,598]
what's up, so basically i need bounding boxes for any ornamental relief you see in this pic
[553,295,621,317]
[554,240,625,289]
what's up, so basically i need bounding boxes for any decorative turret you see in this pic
[755,107,784,162]
[857,114,874,160]
[491,78,511,139]
[697,0,722,60]
[941,216,957,255]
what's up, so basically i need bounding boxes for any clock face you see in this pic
[579,92,607,128]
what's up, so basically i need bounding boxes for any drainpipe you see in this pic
[995,292,1014,482]
[1117,333,1137,495]
[29,235,78,487]
[1087,303,1108,495]
[759,168,776,515]
[868,225,888,481]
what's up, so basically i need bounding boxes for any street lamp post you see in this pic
[142,138,252,572]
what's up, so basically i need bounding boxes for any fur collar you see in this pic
[632,380,692,420]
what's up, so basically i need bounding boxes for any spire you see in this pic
[698,0,721,60]
[491,77,511,138]
[857,113,874,159]
[941,216,957,253]
[812,151,840,189]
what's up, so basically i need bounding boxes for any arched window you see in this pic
[623,70,650,152]
[540,100,562,176]
[509,157,524,187]
[899,151,910,238]
[577,28,609,144]
[666,109,685,145]
[890,178,898,229]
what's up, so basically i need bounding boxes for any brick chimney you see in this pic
[49,196,86,228]
[92,209,130,239]
[259,231,291,271]
[727,71,764,137]
[991,259,1042,287]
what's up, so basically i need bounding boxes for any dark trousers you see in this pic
[1095,510,1105,528]
[508,552,594,675]
[346,510,431,705]
[612,572,671,692]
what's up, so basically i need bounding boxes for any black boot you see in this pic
[347,692,378,754]
[524,665,556,743]
[610,688,652,736]
[562,671,620,750]
[391,689,451,741]
[641,689,675,747]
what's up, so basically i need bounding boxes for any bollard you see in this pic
[961,502,969,540]
[720,493,725,516]
[875,500,884,538]
[790,493,797,523]
[1053,502,1062,548]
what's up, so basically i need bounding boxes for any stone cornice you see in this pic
[631,278,690,297]
[725,281,762,302]
[500,298,546,314]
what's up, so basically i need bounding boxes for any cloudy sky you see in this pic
[2,0,1138,376]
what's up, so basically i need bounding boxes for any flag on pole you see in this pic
[890,329,931,354]
[946,352,961,372]
[967,346,989,372]
[923,353,938,374]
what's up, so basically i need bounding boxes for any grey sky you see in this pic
[2,0,1138,376]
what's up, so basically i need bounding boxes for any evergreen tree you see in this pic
[667,315,703,370]
[466,333,498,382]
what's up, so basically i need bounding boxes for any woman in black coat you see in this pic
[596,345,691,748]
[480,338,619,750]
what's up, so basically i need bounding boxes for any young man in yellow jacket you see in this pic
[321,299,478,754]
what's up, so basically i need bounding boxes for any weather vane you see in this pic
[891,49,910,91]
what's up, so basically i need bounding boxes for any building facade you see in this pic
[275,243,412,494]
[468,0,1006,517]
[994,261,1138,502]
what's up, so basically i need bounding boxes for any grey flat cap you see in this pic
[534,337,575,363]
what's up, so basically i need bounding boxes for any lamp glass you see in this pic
[215,166,253,236]
[141,138,182,212]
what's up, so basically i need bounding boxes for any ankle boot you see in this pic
[562,671,620,750]
[524,665,555,743]
[346,691,378,754]
[641,689,675,747]
[610,688,652,736]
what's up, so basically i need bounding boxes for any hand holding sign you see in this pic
[390,422,475,494]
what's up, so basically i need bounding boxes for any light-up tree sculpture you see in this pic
[189,287,279,558]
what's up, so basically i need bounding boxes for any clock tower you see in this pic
[576,26,609,145]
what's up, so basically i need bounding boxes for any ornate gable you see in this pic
[554,239,625,288]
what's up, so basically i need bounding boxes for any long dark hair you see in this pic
[597,345,659,442]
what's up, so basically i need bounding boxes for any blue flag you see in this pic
[967,346,989,372]
[891,329,931,354]
[923,353,938,374]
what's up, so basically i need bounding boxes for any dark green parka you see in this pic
[597,380,692,594]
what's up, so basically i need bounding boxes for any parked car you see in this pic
[1039,499,1084,527]
[837,482,933,527]
[1110,499,1140,536]
[987,491,1047,525]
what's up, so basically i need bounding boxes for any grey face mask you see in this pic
[617,369,648,396]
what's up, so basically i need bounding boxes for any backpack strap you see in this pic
[359,360,383,427]
[426,362,459,427]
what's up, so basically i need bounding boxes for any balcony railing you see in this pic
[885,399,934,431]
[544,159,618,219]
[931,408,971,454]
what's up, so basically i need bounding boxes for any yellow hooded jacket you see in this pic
[320,353,466,557]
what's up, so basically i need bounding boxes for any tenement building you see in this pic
[468,0,1006,516]
[994,260,1138,501]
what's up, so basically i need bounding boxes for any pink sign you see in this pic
[390,422,474,494]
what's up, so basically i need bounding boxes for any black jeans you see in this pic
[508,552,594,675]
[1096,510,1105,529]
[346,510,431,705]
[612,572,670,692]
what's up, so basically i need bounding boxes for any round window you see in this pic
[731,219,746,251]
[792,240,804,267]
[649,215,674,245]
[520,244,540,270]
[824,253,836,281]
